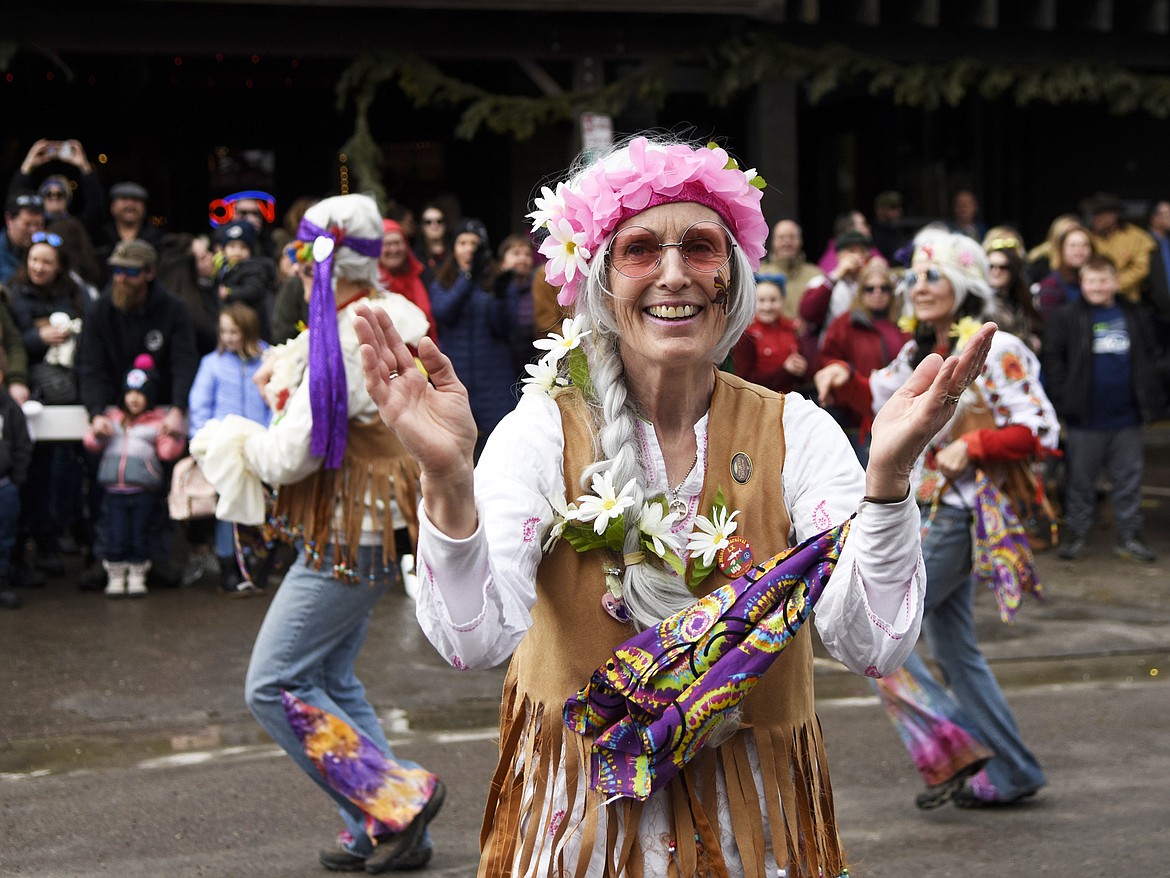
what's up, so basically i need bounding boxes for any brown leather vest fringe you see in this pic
[479,371,846,877]
[271,418,421,577]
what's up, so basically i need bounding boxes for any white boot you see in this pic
[126,561,150,598]
[103,561,128,598]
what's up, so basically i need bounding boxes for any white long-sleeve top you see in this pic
[414,388,927,677]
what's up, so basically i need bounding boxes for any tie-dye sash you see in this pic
[563,519,850,801]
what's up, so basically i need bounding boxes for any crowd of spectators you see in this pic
[732,188,1169,559]
[0,138,550,609]
[1,135,1167,610]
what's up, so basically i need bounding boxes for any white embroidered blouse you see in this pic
[868,329,1060,510]
[414,388,927,675]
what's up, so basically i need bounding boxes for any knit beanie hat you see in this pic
[123,353,159,408]
[219,220,256,252]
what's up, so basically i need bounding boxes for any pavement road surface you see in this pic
[3,429,1169,876]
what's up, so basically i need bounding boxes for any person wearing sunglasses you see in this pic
[11,139,105,238]
[819,261,911,464]
[1,191,46,285]
[7,227,88,578]
[354,135,993,876]
[413,202,449,279]
[815,228,1055,809]
[984,241,1042,353]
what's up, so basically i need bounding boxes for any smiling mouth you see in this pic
[646,304,701,320]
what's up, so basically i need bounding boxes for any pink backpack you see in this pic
[168,456,218,520]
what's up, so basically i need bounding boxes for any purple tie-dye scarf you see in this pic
[564,519,851,801]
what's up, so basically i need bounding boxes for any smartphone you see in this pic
[45,142,58,158]
[57,142,74,160]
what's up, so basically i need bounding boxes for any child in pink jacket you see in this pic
[83,354,185,597]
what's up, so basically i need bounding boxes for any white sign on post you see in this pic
[580,113,613,161]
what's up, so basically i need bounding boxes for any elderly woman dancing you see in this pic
[817,229,1056,809]
[355,137,994,877]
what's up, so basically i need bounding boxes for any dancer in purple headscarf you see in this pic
[191,194,443,872]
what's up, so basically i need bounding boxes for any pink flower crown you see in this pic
[528,137,768,306]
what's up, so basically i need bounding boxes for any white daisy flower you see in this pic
[637,502,680,558]
[686,506,740,567]
[543,492,579,552]
[526,184,564,231]
[541,217,592,286]
[533,316,592,365]
[575,470,637,536]
[521,359,568,396]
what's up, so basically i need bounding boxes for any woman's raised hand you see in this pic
[865,322,997,500]
[354,303,479,537]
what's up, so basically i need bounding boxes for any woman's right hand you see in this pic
[354,302,479,538]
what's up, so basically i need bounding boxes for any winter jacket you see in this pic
[6,279,86,365]
[187,346,272,436]
[1040,296,1164,426]
[0,386,32,485]
[820,308,908,378]
[84,407,185,492]
[217,257,275,339]
[0,295,29,389]
[76,280,199,418]
[429,272,519,434]
[731,317,805,393]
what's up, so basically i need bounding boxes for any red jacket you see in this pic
[821,309,909,378]
[732,317,805,393]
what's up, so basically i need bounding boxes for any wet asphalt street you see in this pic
[2,430,1169,876]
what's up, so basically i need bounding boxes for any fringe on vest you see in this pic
[480,668,845,878]
[271,419,421,579]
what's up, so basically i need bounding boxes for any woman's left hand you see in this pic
[865,322,996,499]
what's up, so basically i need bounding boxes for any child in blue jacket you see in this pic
[187,302,270,594]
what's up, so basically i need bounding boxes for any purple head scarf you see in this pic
[296,214,383,469]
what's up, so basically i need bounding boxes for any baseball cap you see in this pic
[108,239,158,269]
[110,182,149,202]
[835,229,874,251]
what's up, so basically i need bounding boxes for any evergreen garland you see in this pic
[337,38,1170,197]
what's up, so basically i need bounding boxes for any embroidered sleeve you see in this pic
[781,392,925,676]
[414,392,564,669]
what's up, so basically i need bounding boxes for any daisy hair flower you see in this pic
[637,501,681,559]
[575,470,638,536]
[544,491,580,552]
[533,316,592,365]
[521,359,569,396]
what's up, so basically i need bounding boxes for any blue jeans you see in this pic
[214,519,236,558]
[899,505,1046,799]
[103,491,156,564]
[245,544,423,854]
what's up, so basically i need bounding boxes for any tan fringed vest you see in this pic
[271,418,421,576]
[479,371,846,878]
